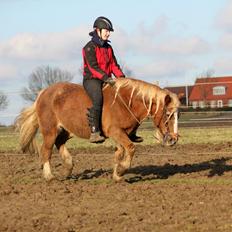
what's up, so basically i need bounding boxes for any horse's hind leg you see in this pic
[40,128,57,181]
[110,129,135,181]
[55,129,73,178]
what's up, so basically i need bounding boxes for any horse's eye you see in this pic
[166,111,171,116]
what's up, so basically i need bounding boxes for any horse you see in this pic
[15,78,180,181]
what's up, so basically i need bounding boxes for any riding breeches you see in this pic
[83,78,103,111]
[83,78,104,132]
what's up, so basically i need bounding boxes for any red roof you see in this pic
[189,76,232,101]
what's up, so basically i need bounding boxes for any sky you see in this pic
[0,0,232,125]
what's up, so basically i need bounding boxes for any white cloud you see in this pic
[113,25,210,57]
[0,26,88,61]
[133,59,195,79]
[0,26,89,84]
[155,36,210,55]
[215,1,232,32]
[0,63,18,80]
[218,33,232,50]
[134,15,169,37]
[0,19,213,89]
[213,57,232,74]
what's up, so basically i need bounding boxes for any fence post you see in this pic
[185,85,189,107]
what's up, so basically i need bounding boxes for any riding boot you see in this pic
[87,108,105,143]
[129,129,143,143]
[89,127,105,143]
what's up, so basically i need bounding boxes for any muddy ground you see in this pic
[1,143,232,232]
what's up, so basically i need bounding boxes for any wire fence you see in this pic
[2,80,232,120]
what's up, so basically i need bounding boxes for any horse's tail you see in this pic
[15,90,45,154]
[15,102,39,154]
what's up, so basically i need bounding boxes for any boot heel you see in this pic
[90,132,105,143]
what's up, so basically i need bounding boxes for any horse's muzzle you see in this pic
[163,132,179,146]
[155,130,179,146]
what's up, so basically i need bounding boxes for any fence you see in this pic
[2,83,232,127]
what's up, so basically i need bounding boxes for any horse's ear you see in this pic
[177,92,184,99]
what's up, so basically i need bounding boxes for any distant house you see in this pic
[189,76,232,108]
[165,85,193,106]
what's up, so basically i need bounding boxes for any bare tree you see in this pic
[197,69,215,107]
[199,69,215,79]
[0,91,8,110]
[21,65,74,103]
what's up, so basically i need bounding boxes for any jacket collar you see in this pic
[89,30,110,47]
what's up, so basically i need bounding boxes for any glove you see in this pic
[104,77,116,87]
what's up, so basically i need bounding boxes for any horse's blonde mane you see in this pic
[112,78,164,114]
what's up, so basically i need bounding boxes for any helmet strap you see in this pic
[96,28,102,39]
[95,28,105,46]
[99,29,103,40]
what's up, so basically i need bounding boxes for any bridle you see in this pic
[165,109,179,134]
[110,86,179,146]
[154,109,179,146]
[116,93,178,129]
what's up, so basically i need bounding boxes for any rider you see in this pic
[82,16,143,143]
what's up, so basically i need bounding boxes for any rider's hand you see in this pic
[104,77,116,87]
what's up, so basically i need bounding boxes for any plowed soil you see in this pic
[1,143,232,232]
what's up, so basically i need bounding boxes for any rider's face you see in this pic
[97,28,110,41]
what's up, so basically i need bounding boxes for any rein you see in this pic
[117,93,177,127]
[117,93,152,125]
[115,92,178,131]
[107,83,177,129]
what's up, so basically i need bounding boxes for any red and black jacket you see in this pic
[82,31,124,81]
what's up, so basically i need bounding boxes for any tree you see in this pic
[197,69,215,107]
[0,91,8,110]
[21,65,74,102]
[200,69,215,78]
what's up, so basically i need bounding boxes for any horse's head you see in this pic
[152,89,180,146]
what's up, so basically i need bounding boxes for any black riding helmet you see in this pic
[93,16,114,32]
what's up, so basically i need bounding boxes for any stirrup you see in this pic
[129,134,143,143]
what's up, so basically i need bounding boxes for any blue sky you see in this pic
[0,0,232,125]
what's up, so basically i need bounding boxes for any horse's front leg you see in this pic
[113,144,125,181]
[110,130,135,181]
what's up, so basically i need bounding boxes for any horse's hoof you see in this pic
[112,173,123,182]
[116,165,127,176]
[43,174,55,182]
[62,168,73,178]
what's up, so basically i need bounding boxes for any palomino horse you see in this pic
[15,78,180,181]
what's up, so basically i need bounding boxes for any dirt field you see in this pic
[1,143,232,232]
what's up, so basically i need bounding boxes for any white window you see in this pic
[192,101,198,109]
[199,101,205,108]
[210,100,216,108]
[213,86,226,95]
[228,99,232,107]
[217,100,223,108]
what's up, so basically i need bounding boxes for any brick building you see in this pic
[189,76,232,108]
